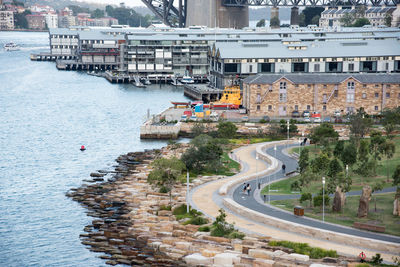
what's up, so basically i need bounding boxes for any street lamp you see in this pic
[322,176,326,222]
[256,155,259,189]
[287,120,290,148]
[346,165,349,178]
[272,145,277,204]
[186,170,190,213]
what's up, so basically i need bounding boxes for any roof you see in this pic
[243,73,400,85]
[214,39,400,59]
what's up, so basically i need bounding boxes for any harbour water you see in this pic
[0,31,188,266]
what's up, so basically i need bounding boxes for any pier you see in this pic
[30,53,76,61]
[183,84,223,101]
[56,60,119,71]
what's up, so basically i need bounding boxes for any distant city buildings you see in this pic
[319,5,400,28]
[0,10,13,30]
[26,14,46,30]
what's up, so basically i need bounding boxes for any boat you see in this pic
[87,71,103,77]
[4,42,20,51]
[144,78,151,85]
[210,85,242,109]
[180,76,195,84]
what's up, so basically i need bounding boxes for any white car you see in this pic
[304,117,311,122]
[313,117,321,123]
[334,110,341,117]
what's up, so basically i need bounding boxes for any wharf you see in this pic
[183,84,223,101]
[104,71,209,84]
[56,60,118,71]
[30,52,76,61]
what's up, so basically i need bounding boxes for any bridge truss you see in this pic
[141,0,187,27]
[222,0,399,7]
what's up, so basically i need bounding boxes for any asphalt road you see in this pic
[232,144,400,244]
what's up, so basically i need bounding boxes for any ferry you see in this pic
[4,42,20,51]
[211,85,242,109]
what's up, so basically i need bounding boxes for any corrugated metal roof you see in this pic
[243,73,400,84]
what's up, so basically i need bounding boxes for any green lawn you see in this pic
[268,136,400,195]
[271,192,400,236]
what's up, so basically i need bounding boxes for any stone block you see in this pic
[254,259,275,267]
[287,253,310,262]
[175,241,192,251]
[202,249,218,257]
[249,249,274,260]
[309,264,337,267]
[203,235,230,243]
[213,252,240,266]
[184,253,213,266]
[272,250,286,257]
[240,255,255,265]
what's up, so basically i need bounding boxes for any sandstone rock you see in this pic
[201,249,217,257]
[310,264,336,267]
[175,241,192,251]
[203,235,230,244]
[357,185,372,218]
[322,257,338,263]
[286,253,310,262]
[253,259,275,267]
[393,188,400,216]
[248,249,274,260]
[184,253,213,266]
[272,250,286,257]
[332,186,346,213]
[240,255,255,265]
[214,252,240,266]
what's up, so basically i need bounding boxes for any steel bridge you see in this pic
[141,0,187,27]
[222,0,399,7]
[142,0,399,27]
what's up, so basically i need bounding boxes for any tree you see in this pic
[300,193,313,208]
[354,5,367,18]
[311,153,330,175]
[334,140,344,158]
[14,10,30,29]
[327,158,343,179]
[105,5,151,27]
[298,147,309,174]
[279,119,297,134]
[349,108,373,140]
[369,131,386,162]
[301,7,324,26]
[326,173,352,195]
[309,123,339,147]
[358,139,369,163]
[340,143,357,168]
[191,122,206,137]
[382,141,395,181]
[91,8,105,18]
[68,5,90,15]
[148,157,185,205]
[372,181,384,212]
[393,164,400,189]
[340,13,354,27]
[270,16,280,28]
[256,19,265,27]
[298,13,306,27]
[311,15,320,26]
[313,195,330,208]
[352,18,370,27]
[382,107,400,139]
[384,13,392,27]
[217,121,237,139]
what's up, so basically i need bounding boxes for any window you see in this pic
[257,85,261,89]
[385,63,389,71]
[386,92,390,98]
[347,93,355,103]
[323,84,327,88]
[334,90,338,97]
[375,92,379,98]
[375,106,379,111]
[323,105,327,111]
[295,84,299,88]
[314,64,320,72]
[375,84,379,88]
[387,84,391,88]
[279,93,287,102]
[307,84,311,88]
[398,93,400,99]
[269,86,273,92]
[280,82,287,90]
[294,105,298,111]
[363,84,367,88]
[323,94,327,103]
[348,63,354,71]
[307,105,311,110]
[257,105,260,110]
[347,81,355,90]
[362,93,367,99]
[249,65,253,73]
[268,105,272,111]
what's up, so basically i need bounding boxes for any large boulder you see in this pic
[184,253,213,266]
[394,188,400,216]
[213,252,240,266]
[332,186,346,213]
[357,185,372,218]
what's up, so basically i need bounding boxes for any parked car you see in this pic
[334,110,341,117]
[313,117,321,123]
[292,110,300,118]
[323,117,331,123]
[241,116,249,122]
[334,117,343,123]
[304,117,311,122]
[260,115,270,122]
[302,110,310,117]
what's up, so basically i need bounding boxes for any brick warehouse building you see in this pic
[242,73,400,118]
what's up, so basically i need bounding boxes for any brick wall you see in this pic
[243,78,400,117]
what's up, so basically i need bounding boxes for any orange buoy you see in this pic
[80,145,86,151]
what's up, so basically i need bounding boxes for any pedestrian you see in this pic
[282,164,286,174]
[242,183,247,194]
[247,183,251,196]
[303,137,307,145]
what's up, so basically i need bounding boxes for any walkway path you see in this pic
[189,141,400,261]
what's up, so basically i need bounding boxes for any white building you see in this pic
[45,13,58,29]
[0,10,14,30]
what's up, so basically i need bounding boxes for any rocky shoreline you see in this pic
[67,145,360,267]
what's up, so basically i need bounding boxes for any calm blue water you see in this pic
[0,31,188,266]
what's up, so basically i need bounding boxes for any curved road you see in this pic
[232,144,400,244]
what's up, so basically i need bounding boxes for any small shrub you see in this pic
[184,216,208,225]
[159,186,169,193]
[313,195,330,207]
[290,180,301,191]
[268,240,337,259]
[259,119,267,123]
[159,205,171,211]
[198,226,210,232]
[228,231,245,240]
[173,204,188,215]
[371,253,383,265]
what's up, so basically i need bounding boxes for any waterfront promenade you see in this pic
[189,141,400,262]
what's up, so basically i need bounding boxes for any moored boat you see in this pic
[4,42,20,51]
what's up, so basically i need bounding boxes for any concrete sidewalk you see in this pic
[189,141,399,262]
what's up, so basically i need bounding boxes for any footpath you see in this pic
[189,141,400,262]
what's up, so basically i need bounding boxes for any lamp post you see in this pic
[346,164,349,178]
[287,120,290,148]
[272,145,277,204]
[322,176,326,222]
[186,170,190,213]
[256,155,259,189]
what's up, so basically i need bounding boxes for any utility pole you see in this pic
[186,170,190,213]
